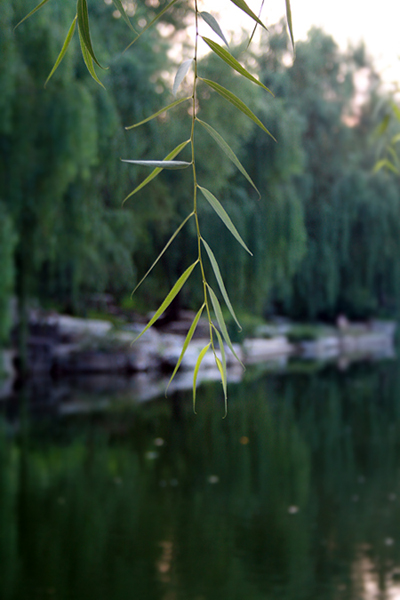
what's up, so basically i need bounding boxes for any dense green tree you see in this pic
[252,25,400,320]
[0,0,184,348]
[0,1,98,361]
[3,0,400,358]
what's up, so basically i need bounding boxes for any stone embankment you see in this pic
[0,312,396,399]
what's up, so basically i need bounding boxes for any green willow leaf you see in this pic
[213,327,228,411]
[375,114,390,137]
[391,103,400,122]
[198,186,252,255]
[121,160,191,169]
[14,0,52,29]
[112,0,136,32]
[193,343,211,412]
[201,238,241,330]
[78,27,105,88]
[201,37,273,95]
[125,0,179,51]
[197,118,259,196]
[133,261,199,344]
[45,16,77,87]
[77,0,105,69]
[201,78,276,141]
[208,286,243,366]
[199,12,229,47]
[125,97,191,130]
[247,0,265,48]
[388,146,399,167]
[166,303,205,394]
[122,139,190,203]
[131,212,194,296]
[215,356,227,405]
[373,159,398,175]
[285,0,295,49]
[229,0,267,30]
[173,59,193,96]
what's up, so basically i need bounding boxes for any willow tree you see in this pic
[283,29,400,320]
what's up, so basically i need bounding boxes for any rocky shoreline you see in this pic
[0,311,396,401]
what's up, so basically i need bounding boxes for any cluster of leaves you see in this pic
[17,0,294,411]
[123,0,284,414]
[374,100,400,175]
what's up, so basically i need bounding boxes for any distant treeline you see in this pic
[1,0,399,345]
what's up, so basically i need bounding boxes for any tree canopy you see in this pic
[2,0,400,387]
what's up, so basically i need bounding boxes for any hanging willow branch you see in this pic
[16,0,295,413]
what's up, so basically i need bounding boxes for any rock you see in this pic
[0,350,16,399]
[243,336,294,363]
[127,347,162,372]
[47,315,113,340]
[1,349,16,379]
[0,377,13,400]
[161,338,243,370]
[339,332,395,357]
[299,336,340,359]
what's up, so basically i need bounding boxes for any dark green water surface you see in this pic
[2,360,400,600]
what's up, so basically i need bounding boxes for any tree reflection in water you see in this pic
[1,360,400,600]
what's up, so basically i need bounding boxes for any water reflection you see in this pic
[1,361,400,599]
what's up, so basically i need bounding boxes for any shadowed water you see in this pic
[1,360,400,600]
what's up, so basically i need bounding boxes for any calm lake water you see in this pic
[2,359,400,600]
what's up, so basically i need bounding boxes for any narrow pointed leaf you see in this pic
[247,0,265,48]
[248,23,258,48]
[193,343,211,412]
[208,286,243,366]
[14,0,52,29]
[388,146,400,166]
[125,0,179,51]
[391,102,400,122]
[166,304,205,393]
[197,119,259,196]
[201,78,276,140]
[78,26,105,88]
[375,114,390,137]
[122,139,190,203]
[133,261,199,344]
[112,0,135,31]
[198,186,252,255]
[391,133,400,145]
[373,159,398,174]
[213,327,228,410]
[45,16,77,87]
[122,159,190,169]
[229,0,267,30]
[215,356,227,403]
[285,0,295,49]
[201,38,273,95]
[200,12,229,47]
[173,59,193,96]
[126,97,191,130]
[77,0,105,69]
[202,238,241,330]
[131,212,194,296]
[213,327,227,379]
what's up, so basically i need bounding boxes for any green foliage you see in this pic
[0,205,17,344]
[6,0,400,403]
[107,0,287,406]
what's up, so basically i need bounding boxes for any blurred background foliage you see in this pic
[1,0,400,346]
